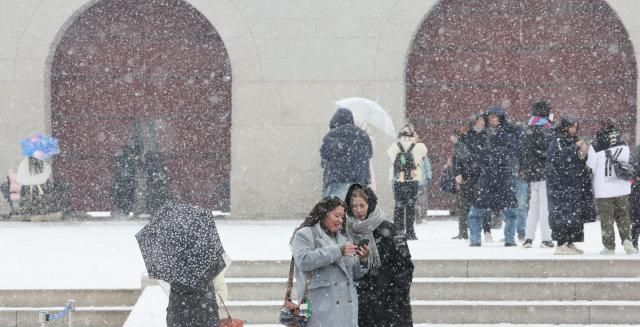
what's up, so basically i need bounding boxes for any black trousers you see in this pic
[630,184,640,248]
[393,181,419,237]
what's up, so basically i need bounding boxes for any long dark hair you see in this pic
[28,157,44,175]
[291,196,346,241]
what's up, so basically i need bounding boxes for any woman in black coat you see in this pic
[344,184,414,327]
[545,116,596,254]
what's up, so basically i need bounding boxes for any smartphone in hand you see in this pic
[357,239,369,249]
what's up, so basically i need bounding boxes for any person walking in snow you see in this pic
[344,184,414,326]
[387,123,428,240]
[586,118,637,255]
[520,101,555,249]
[320,108,373,201]
[545,116,596,255]
[466,106,519,247]
[290,196,369,327]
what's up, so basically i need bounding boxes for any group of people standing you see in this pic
[452,100,640,255]
[289,103,640,326]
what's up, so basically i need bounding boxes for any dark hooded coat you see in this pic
[473,107,518,210]
[344,184,414,327]
[545,119,596,243]
[320,109,373,187]
[166,282,219,327]
[453,115,486,203]
[520,123,553,182]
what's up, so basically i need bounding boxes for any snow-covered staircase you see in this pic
[221,259,640,324]
[7,259,640,326]
[0,289,139,327]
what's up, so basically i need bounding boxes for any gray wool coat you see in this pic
[291,224,367,327]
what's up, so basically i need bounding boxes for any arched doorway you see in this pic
[406,0,637,209]
[50,0,232,212]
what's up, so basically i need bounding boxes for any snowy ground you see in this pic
[1,217,638,290]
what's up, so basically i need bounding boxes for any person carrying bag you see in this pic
[279,257,311,326]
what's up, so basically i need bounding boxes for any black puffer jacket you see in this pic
[545,132,596,242]
[453,128,486,202]
[473,109,518,210]
[520,124,553,182]
[320,109,372,186]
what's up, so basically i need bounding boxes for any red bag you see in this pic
[220,317,244,327]
[218,293,244,327]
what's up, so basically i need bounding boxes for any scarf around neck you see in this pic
[528,116,552,128]
[345,207,384,271]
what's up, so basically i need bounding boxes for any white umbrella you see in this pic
[335,97,397,138]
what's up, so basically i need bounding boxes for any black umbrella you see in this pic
[135,202,226,291]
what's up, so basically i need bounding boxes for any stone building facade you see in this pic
[0,0,639,218]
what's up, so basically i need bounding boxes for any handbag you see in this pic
[439,166,457,194]
[217,293,244,327]
[278,257,311,326]
[606,149,636,180]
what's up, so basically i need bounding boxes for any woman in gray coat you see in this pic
[291,196,369,326]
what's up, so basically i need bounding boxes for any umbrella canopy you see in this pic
[135,203,226,291]
[20,133,60,160]
[335,97,397,138]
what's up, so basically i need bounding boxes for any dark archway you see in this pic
[406,0,637,209]
[50,0,232,211]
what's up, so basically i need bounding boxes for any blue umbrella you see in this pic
[20,133,60,160]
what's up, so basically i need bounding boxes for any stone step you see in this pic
[225,277,640,301]
[0,306,132,327]
[227,259,640,278]
[217,300,640,325]
[0,289,140,307]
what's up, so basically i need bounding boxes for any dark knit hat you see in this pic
[531,101,551,118]
[596,128,622,148]
[398,123,415,137]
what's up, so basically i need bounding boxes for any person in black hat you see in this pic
[520,100,555,249]
[586,118,636,254]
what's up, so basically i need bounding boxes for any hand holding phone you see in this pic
[357,239,370,258]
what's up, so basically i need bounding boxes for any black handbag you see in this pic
[278,257,311,326]
[439,166,457,194]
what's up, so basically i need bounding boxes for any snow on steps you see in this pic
[123,259,640,326]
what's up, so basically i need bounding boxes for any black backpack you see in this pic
[393,143,416,181]
[605,149,636,180]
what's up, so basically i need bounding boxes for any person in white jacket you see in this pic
[586,118,637,255]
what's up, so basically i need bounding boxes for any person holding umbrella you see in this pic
[290,196,369,326]
[136,203,227,327]
[15,133,62,216]
[320,108,373,200]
